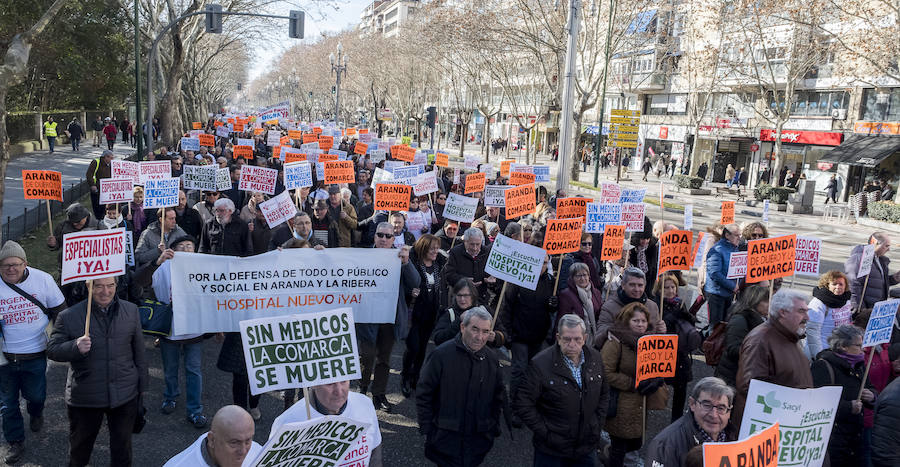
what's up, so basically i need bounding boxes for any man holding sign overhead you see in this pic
[845,232,900,309]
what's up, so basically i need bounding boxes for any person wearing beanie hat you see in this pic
[0,241,66,463]
[131,233,208,429]
[327,184,357,247]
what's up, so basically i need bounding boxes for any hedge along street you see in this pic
[240,308,361,395]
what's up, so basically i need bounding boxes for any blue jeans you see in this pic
[0,356,47,443]
[534,449,597,467]
[71,137,80,151]
[159,339,203,416]
[47,136,56,152]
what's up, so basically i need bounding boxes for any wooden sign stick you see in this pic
[490,282,509,331]
[84,279,94,337]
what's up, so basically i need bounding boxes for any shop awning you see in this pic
[819,135,900,168]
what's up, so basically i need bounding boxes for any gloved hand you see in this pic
[637,377,665,396]
[547,296,559,309]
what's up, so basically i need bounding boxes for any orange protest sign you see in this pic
[346,128,357,135]
[312,127,323,135]
[703,422,779,467]
[600,225,626,260]
[265,119,279,126]
[354,142,368,155]
[324,160,356,184]
[227,118,235,124]
[233,122,245,132]
[509,171,536,186]
[302,134,318,144]
[318,153,339,163]
[635,334,678,387]
[505,183,536,219]
[22,170,62,202]
[358,128,369,134]
[464,172,486,194]
[318,135,334,151]
[556,197,589,219]
[192,122,203,130]
[720,201,735,225]
[690,231,705,265]
[500,160,515,178]
[658,230,693,274]
[280,135,291,145]
[746,234,796,283]
[233,145,253,159]
[374,184,411,211]
[214,121,223,127]
[272,146,281,158]
[288,130,303,140]
[391,145,416,162]
[253,128,265,135]
[435,152,449,167]
[197,134,215,147]
[285,152,306,163]
[542,218,584,255]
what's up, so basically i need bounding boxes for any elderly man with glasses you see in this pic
[645,377,738,467]
[0,241,67,464]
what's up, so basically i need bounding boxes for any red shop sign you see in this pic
[759,129,843,146]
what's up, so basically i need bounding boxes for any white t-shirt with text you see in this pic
[0,267,65,353]
[163,432,262,467]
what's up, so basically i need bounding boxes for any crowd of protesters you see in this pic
[4,115,900,467]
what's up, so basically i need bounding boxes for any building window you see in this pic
[644,94,688,116]
[861,88,900,122]
[789,91,849,117]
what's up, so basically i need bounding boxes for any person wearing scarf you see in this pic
[811,325,877,467]
[559,232,604,291]
[558,262,603,342]
[655,274,701,423]
[806,271,853,358]
[128,186,148,239]
[401,234,445,398]
[628,232,658,291]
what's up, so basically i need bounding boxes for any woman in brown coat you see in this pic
[600,302,666,467]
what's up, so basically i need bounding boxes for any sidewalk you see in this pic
[2,141,136,227]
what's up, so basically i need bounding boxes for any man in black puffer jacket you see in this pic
[873,376,900,467]
[515,314,609,465]
[198,198,251,257]
[416,306,505,467]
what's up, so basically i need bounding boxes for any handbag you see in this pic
[701,321,728,366]
[137,299,172,337]
[646,384,670,410]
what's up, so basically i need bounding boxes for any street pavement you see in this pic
[0,142,892,466]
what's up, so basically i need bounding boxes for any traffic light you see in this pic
[332,86,336,95]
[289,10,305,39]
[205,4,223,33]
[426,106,436,129]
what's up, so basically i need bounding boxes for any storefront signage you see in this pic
[759,129,842,146]
[854,122,900,136]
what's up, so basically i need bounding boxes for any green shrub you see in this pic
[754,184,773,200]
[674,174,703,189]
[869,201,900,223]
[770,187,796,204]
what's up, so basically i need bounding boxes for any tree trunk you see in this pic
[160,26,186,147]
[458,118,468,158]
[690,121,703,178]
[483,117,491,163]
[570,111,583,182]
[772,119,785,187]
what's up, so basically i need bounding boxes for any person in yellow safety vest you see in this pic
[43,116,58,153]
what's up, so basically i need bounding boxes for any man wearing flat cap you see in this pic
[326,184,357,247]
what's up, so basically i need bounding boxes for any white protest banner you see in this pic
[795,236,821,277]
[862,299,899,347]
[533,165,550,183]
[139,160,172,183]
[124,230,134,267]
[170,248,401,334]
[111,160,139,185]
[266,131,282,147]
[315,162,325,180]
[585,203,622,233]
[727,251,748,279]
[283,162,313,190]
[464,154,480,171]
[259,191,297,229]
[684,204,693,231]
[370,149,386,164]
[239,165,278,195]
[693,232,710,270]
[143,177,179,208]
[238,138,254,147]
[258,101,290,122]
[384,160,405,174]
[392,165,420,180]
[412,170,438,196]
[622,203,646,232]
[99,179,134,205]
[215,125,230,137]
[329,149,348,159]
[189,129,203,137]
[300,141,320,151]
[413,151,427,166]
[61,228,127,285]
[510,163,533,174]
[239,308,360,395]
[216,167,232,191]
[281,146,303,162]
[180,137,200,152]
[485,234,546,291]
[372,167,393,185]
[453,168,460,185]
[442,193,479,223]
[480,163,494,179]
[763,200,770,223]
[249,417,368,467]
[740,379,841,467]
[620,188,647,204]
[857,244,876,278]
[600,182,622,204]
[484,185,512,207]
[181,165,217,191]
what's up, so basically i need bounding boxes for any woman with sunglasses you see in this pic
[401,234,446,398]
[559,232,604,291]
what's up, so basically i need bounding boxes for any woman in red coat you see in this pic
[557,262,603,342]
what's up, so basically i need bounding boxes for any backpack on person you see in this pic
[701,321,728,366]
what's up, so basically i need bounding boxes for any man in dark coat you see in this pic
[873,376,900,467]
[198,198,251,257]
[442,227,495,305]
[645,377,738,467]
[268,212,324,251]
[845,232,900,309]
[47,277,148,467]
[416,306,505,467]
[515,314,609,465]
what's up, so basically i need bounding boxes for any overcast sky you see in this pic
[248,0,370,81]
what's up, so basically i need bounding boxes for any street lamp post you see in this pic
[329,43,348,127]
[556,0,581,192]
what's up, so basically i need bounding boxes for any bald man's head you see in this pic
[207,405,255,467]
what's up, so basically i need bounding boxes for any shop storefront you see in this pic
[640,124,687,164]
[758,129,843,189]
[820,123,900,201]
